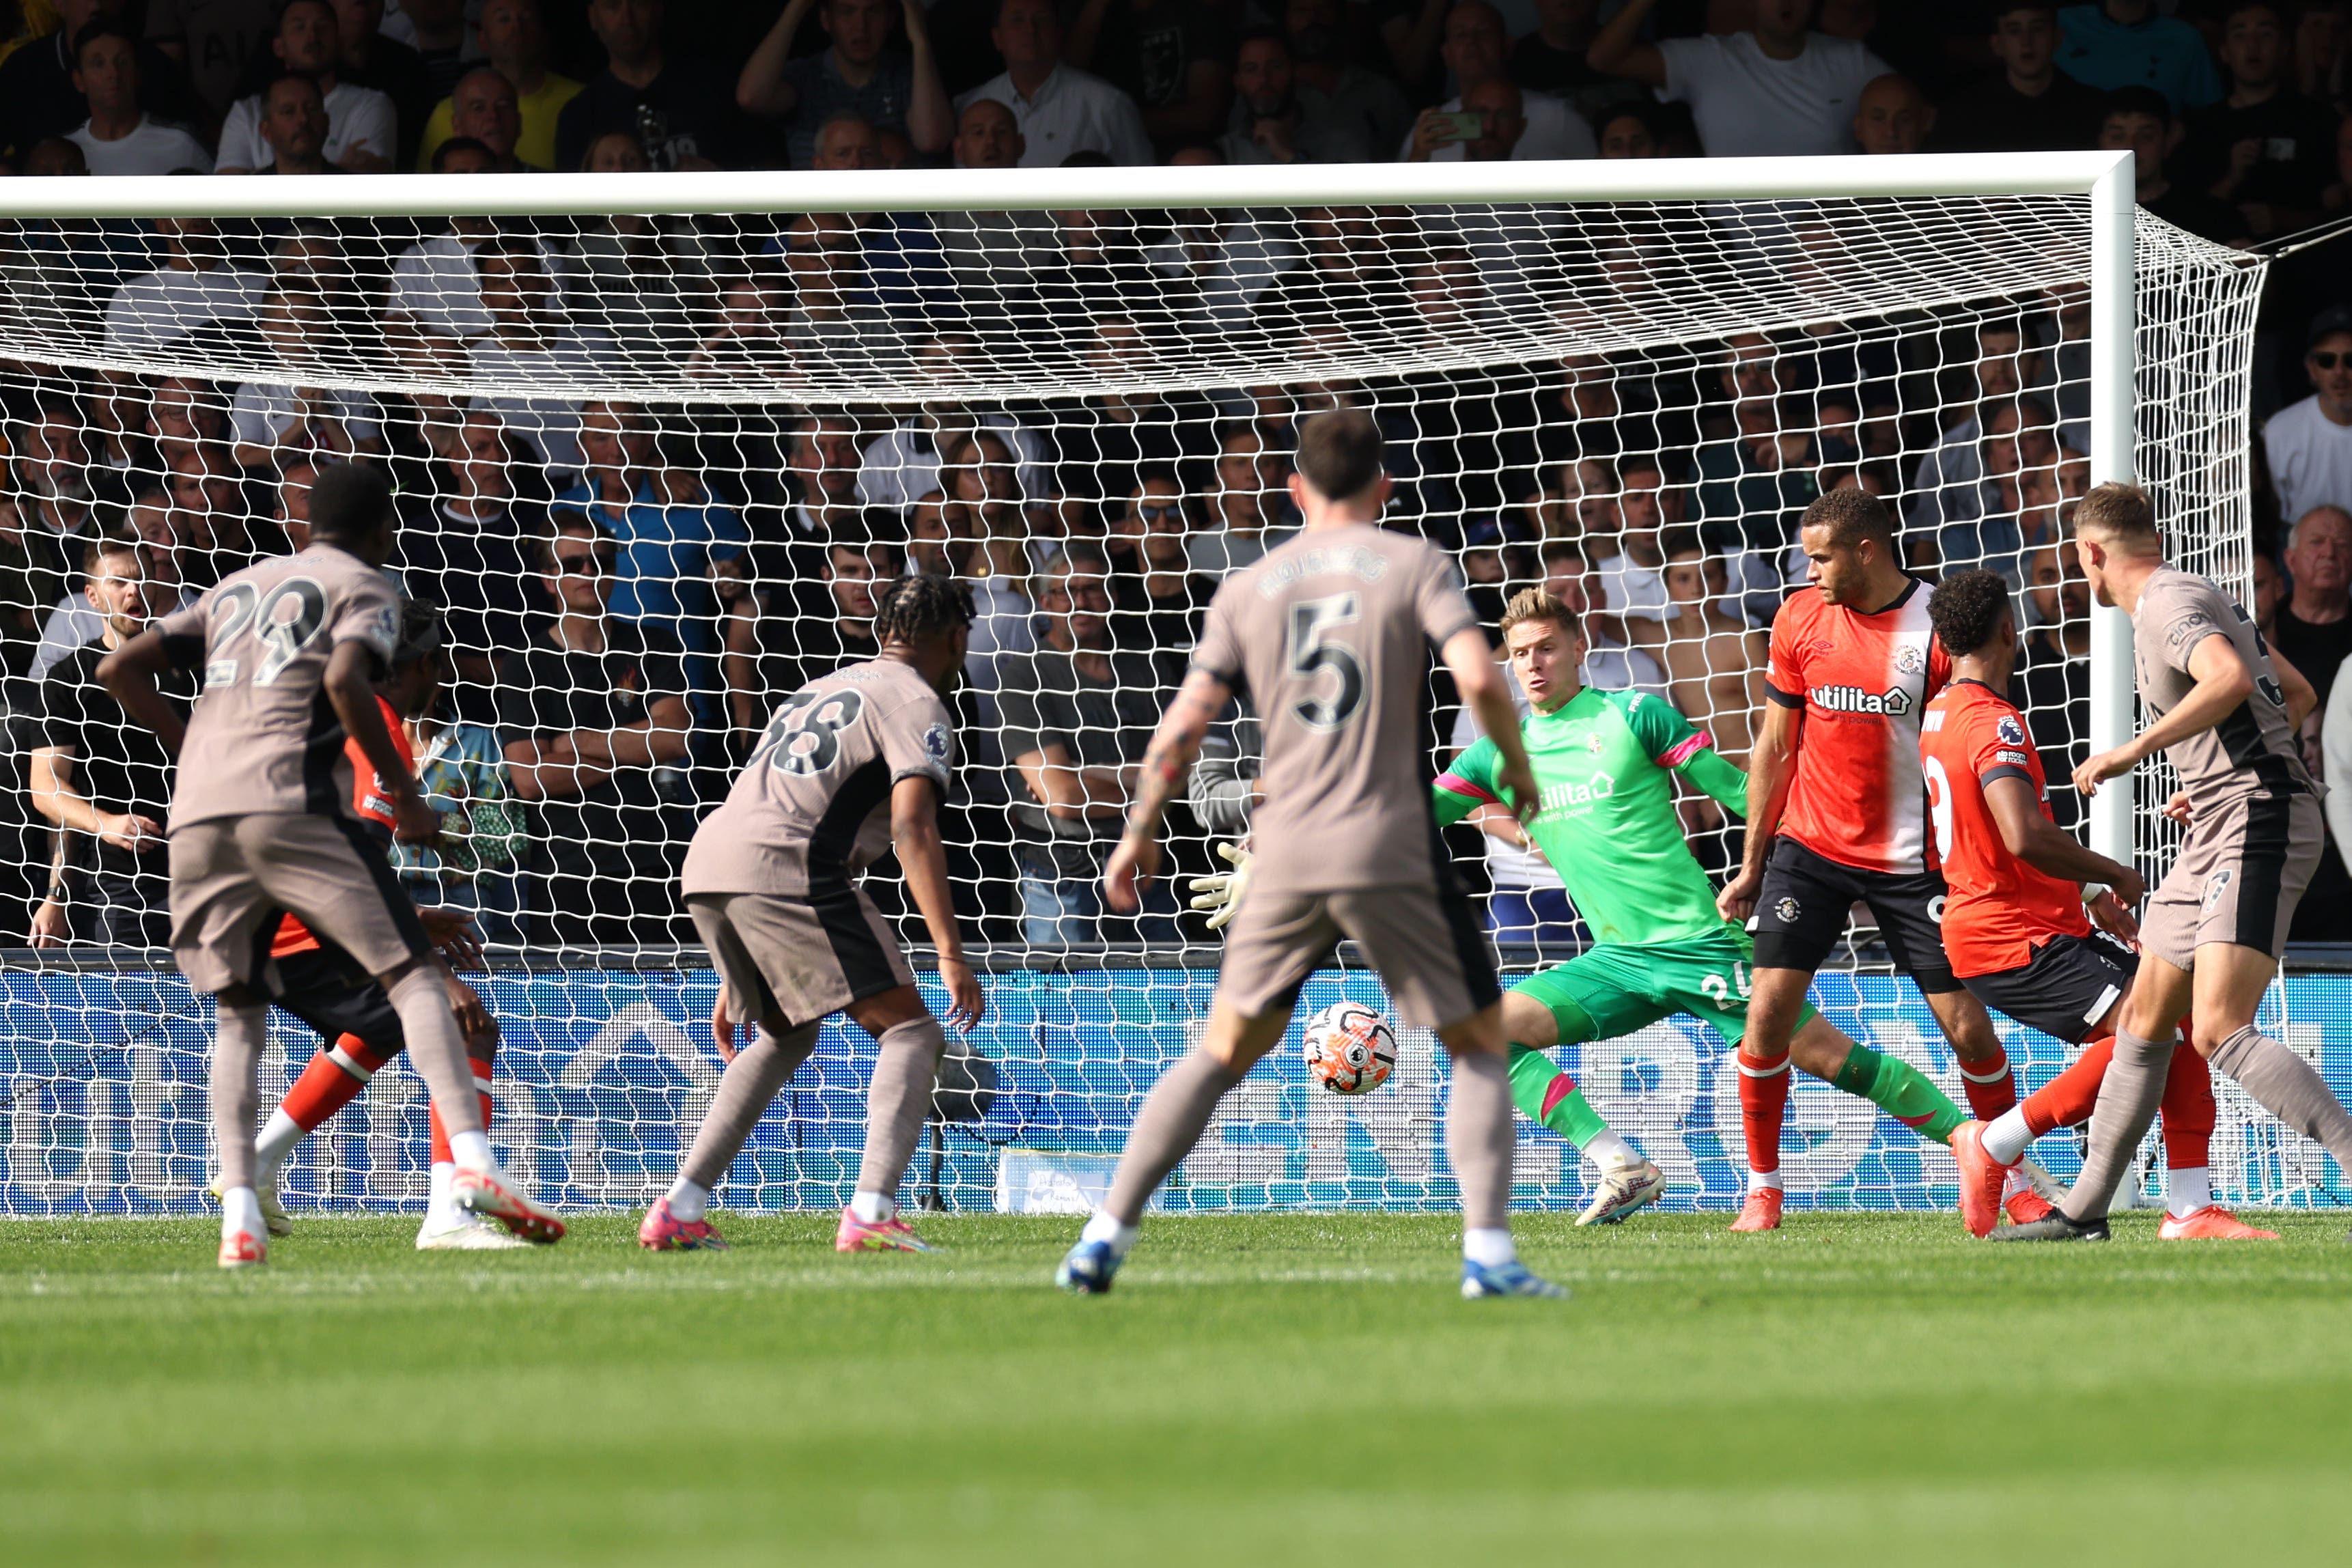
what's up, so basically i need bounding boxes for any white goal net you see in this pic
[0,160,2295,1220]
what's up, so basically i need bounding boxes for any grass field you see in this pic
[4,1211,2350,1566]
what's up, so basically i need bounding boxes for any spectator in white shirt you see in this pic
[231,291,386,470]
[66,21,211,176]
[214,0,397,173]
[247,73,344,175]
[1589,0,1890,157]
[104,218,268,354]
[388,139,501,341]
[1402,0,1594,162]
[858,335,1056,515]
[466,240,619,479]
[956,0,1152,168]
[2265,305,2352,526]
[387,138,578,349]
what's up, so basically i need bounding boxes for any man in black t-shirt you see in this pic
[27,535,188,949]
[497,516,694,947]
[2101,87,2252,246]
[554,0,742,169]
[1930,2,2105,154]
[389,414,541,725]
[1076,0,1233,154]
[761,534,899,712]
[2178,1,2339,244]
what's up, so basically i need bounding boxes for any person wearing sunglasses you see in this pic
[2263,302,2352,531]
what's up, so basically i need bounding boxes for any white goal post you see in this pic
[0,152,2282,1218]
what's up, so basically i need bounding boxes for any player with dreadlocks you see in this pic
[643,573,985,1252]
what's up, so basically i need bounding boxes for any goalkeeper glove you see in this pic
[1186,841,1255,932]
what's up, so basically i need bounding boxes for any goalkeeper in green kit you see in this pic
[1199,585,1977,1224]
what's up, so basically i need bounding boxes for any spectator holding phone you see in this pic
[1403,0,1593,162]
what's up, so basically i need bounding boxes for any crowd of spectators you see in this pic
[2,0,2352,953]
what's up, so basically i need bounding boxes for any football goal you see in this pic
[2,153,2307,1219]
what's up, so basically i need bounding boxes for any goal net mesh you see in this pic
[1,190,2304,1218]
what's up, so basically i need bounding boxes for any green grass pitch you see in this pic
[4,1211,2349,1566]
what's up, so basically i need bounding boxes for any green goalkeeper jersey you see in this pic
[1433,686,1748,948]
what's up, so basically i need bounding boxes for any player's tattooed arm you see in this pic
[1104,668,1232,913]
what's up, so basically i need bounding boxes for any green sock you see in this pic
[1830,1046,1964,1146]
[1507,1043,1611,1147]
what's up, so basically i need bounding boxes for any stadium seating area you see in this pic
[4,0,2351,953]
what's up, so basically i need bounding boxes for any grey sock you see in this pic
[681,1022,821,1190]
[1446,1049,1515,1232]
[856,1015,948,1201]
[2209,1024,2352,1171]
[384,965,486,1142]
[1104,1050,1242,1225]
[2063,1026,2174,1221]
[210,1000,268,1191]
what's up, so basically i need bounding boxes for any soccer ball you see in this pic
[1303,1001,1398,1095]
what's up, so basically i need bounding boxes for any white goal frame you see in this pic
[0,149,2152,871]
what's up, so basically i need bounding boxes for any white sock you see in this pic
[1080,1208,1138,1255]
[1463,1227,1517,1268]
[849,1190,897,1224]
[253,1110,305,1187]
[221,1186,264,1240]
[1980,1106,2033,1168]
[1583,1128,1639,1169]
[448,1130,494,1172]
[665,1178,710,1222]
[2166,1165,2211,1218]
[1748,1169,1783,1194]
[428,1161,455,1222]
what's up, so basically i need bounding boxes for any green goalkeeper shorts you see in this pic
[1511,929,1817,1048]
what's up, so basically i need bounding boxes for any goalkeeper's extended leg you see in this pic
[1797,1017,1967,1147]
[645,1018,821,1250]
[1498,981,1660,1227]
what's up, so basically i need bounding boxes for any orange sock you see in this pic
[2021,1033,2114,1136]
[1737,1049,1791,1178]
[2158,1028,2215,1170]
[429,1054,496,1165]
[1958,1045,2017,1121]
[280,1034,397,1132]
